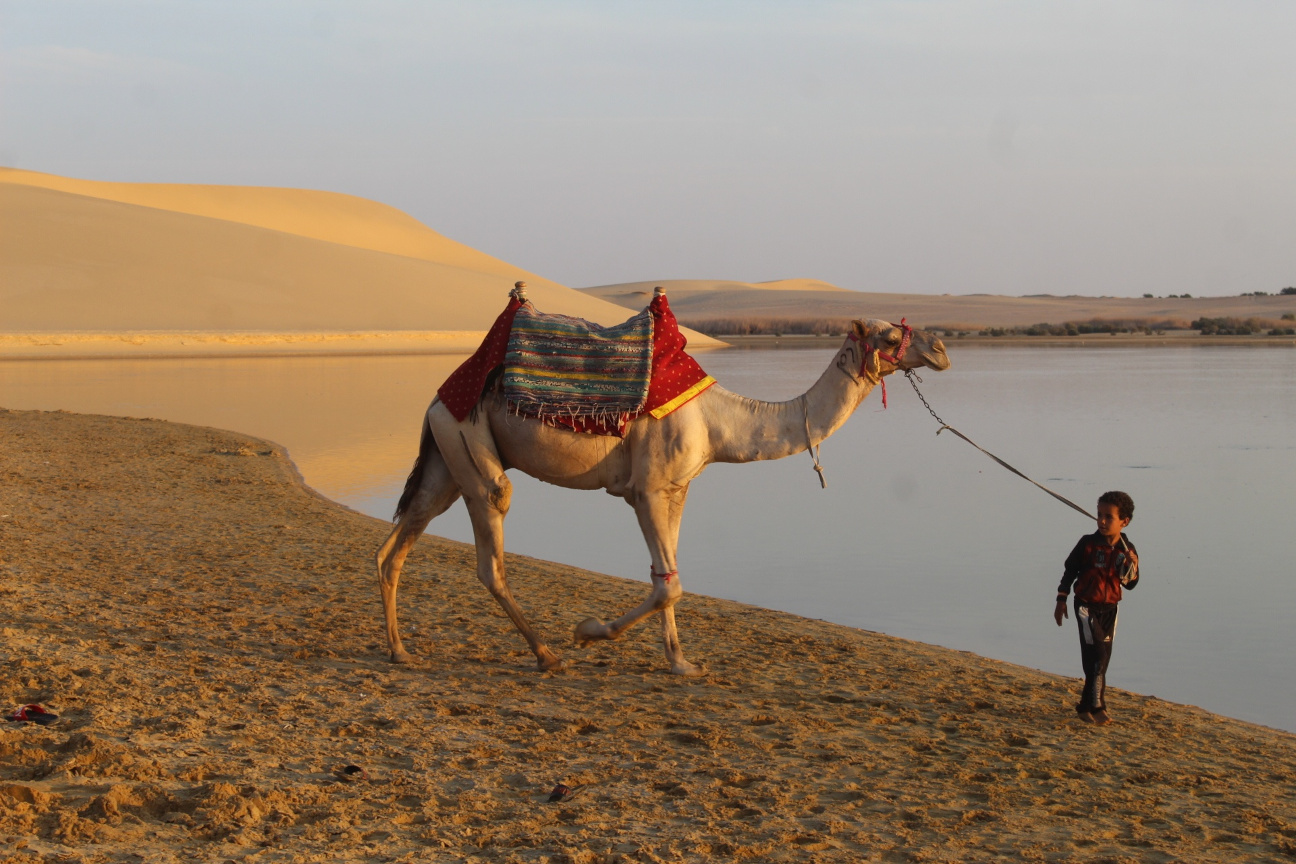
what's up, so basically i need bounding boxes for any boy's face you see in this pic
[1096,502,1131,542]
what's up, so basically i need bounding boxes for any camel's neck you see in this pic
[705,338,878,464]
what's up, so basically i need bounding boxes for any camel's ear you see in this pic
[851,320,869,341]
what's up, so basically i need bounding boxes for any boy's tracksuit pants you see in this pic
[1075,600,1118,713]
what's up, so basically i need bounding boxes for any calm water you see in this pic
[3,344,1294,732]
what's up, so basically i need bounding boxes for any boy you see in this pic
[1053,491,1139,726]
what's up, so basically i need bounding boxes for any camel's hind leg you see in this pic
[429,403,565,671]
[574,484,704,676]
[377,417,461,663]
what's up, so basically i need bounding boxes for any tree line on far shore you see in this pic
[683,286,1296,338]
[685,312,1296,339]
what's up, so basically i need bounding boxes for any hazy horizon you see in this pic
[3,1,1294,298]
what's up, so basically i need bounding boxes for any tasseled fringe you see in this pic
[506,399,635,436]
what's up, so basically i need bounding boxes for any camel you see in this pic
[376,290,951,675]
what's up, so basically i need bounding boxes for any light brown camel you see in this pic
[376,295,951,675]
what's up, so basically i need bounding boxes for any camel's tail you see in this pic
[394,412,437,522]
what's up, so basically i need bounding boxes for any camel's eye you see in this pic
[886,333,901,345]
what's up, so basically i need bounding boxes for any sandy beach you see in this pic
[2,407,1294,863]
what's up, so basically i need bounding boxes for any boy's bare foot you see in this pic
[1092,709,1112,726]
[1077,710,1096,723]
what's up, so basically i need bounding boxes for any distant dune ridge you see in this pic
[590,278,847,299]
[584,280,1296,334]
[0,167,717,357]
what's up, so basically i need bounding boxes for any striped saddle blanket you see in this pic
[502,304,654,426]
[436,291,715,437]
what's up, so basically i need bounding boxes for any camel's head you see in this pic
[846,319,951,380]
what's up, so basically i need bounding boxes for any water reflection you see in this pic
[3,345,1294,732]
[0,354,464,509]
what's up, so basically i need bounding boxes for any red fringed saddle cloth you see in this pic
[437,292,715,436]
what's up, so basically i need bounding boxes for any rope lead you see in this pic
[802,395,827,489]
[903,370,1096,521]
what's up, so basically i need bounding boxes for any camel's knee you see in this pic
[487,473,512,515]
[650,573,683,609]
[467,473,512,516]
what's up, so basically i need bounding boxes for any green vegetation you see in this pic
[1191,316,1282,335]
[1191,316,1296,336]
[685,313,1295,339]
[683,317,849,337]
[974,318,1181,337]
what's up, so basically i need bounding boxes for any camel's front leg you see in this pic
[463,493,565,671]
[574,484,704,676]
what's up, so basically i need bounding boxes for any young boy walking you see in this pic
[1053,491,1139,725]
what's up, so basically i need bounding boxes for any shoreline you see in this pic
[2,406,1294,862]
[4,329,1296,362]
[0,331,491,362]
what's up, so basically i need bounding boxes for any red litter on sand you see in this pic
[548,783,582,803]
[7,704,59,726]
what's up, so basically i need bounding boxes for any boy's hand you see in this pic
[1054,599,1068,626]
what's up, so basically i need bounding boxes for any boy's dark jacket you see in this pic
[1058,533,1139,605]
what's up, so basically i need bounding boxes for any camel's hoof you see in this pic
[390,649,415,664]
[537,653,567,672]
[670,660,707,677]
[573,617,608,648]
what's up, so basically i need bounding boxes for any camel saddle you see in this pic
[437,291,715,436]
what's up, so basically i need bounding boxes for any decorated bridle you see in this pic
[805,317,915,488]
[846,318,913,408]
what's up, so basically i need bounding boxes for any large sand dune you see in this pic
[2,167,506,265]
[0,168,717,356]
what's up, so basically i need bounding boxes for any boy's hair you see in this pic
[1098,490,1135,521]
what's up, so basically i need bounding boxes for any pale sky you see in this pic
[3,1,1294,296]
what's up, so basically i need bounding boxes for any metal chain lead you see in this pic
[904,369,948,427]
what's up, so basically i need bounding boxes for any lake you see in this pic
[3,342,1294,732]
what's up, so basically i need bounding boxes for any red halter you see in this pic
[847,318,912,408]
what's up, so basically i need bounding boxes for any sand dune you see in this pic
[0,168,718,354]
[3,167,535,273]
[4,407,1295,862]
[585,281,1296,331]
